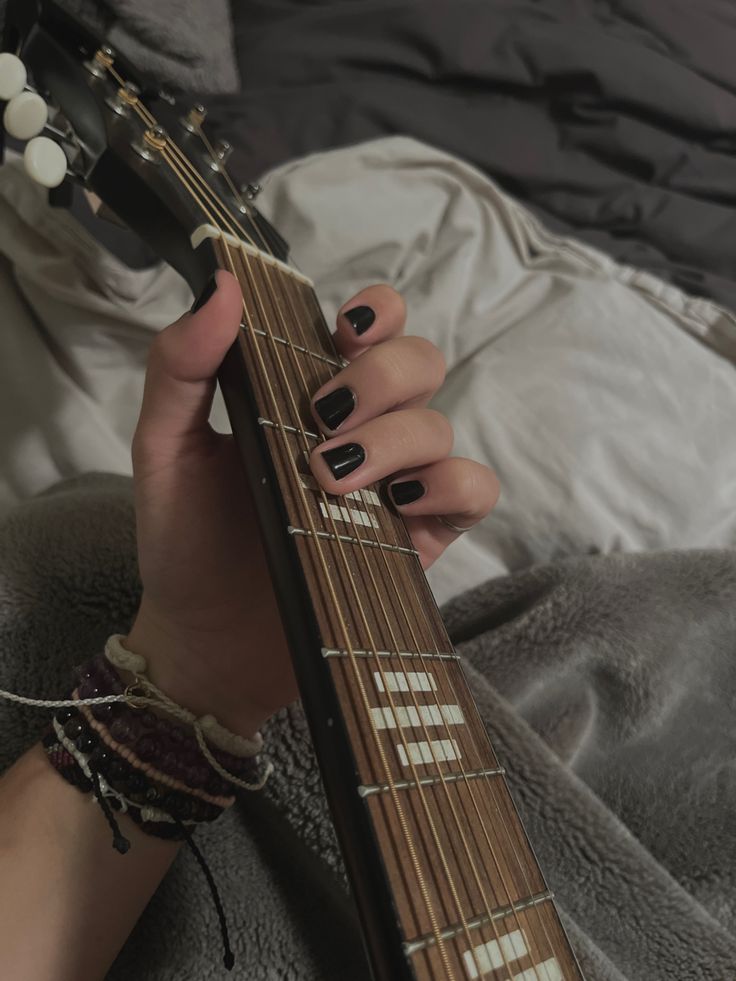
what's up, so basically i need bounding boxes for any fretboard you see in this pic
[206,228,584,981]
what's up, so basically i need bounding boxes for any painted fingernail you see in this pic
[321,442,365,480]
[314,386,356,430]
[390,480,425,505]
[190,274,218,313]
[343,305,375,335]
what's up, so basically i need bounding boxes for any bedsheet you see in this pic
[1,138,734,608]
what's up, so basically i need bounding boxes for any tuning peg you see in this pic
[214,139,232,163]
[180,104,207,133]
[242,182,262,200]
[23,136,68,188]
[3,90,48,140]
[0,53,27,101]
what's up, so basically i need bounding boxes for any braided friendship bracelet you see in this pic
[105,634,263,758]
[75,656,273,793]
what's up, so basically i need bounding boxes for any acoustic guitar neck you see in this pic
[202,226,584,981]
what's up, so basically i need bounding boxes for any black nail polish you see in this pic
[191,274,218,313]
[314,387,356,430]
[343,305,375,335]
[390,480,425,505]
[321,442,365,480]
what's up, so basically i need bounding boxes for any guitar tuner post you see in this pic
[179,105,207,133]
[105,82,140,116]
[83,46,115,79]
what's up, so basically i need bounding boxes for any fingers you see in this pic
[310,335,446,434]
[387,457,500,531]
[132,270,242,465]
[333,284,407,361]
[310,408,454,494]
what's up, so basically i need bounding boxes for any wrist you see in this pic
[124,601,273,740]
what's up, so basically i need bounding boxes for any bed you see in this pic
[1,2,735,979]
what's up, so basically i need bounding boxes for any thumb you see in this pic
[134,270,243,452]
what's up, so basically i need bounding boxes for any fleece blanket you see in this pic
[1,474,735,981]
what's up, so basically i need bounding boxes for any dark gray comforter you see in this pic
[203,0,736,311]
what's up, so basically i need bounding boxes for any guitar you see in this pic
[0,3,585,979]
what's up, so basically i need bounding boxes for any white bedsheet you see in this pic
[1,138,734,606]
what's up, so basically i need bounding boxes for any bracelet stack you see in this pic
[42,635,271,848]
[0,632,274,971]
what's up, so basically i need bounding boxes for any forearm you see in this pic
[0,742,180,981]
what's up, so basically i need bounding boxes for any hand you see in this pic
[126,272,499,737]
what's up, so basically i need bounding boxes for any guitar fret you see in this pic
[403,890,555,955]
[287,525,419,555]
[245,323,343,369]
[357,765,506,797]
[258,416,321,441]
[321,647,461,661]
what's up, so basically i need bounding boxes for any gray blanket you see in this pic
[1,473,734,981]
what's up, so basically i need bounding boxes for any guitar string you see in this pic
[269,272,523,981]
[110,67,553,974]
[154,140,454,971]
[105,64,273,257]
[398,553,558,979]
[144,134,442,952]
[176,108,560,971]
[288,277,550,980]
[227,239,467,978]
[252,264,497,979]
[156,135,548,978]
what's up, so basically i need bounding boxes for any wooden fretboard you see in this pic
[205,227,583,981]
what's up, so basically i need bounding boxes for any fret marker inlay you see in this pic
[319,501,379,529]
[512,959,563,981]
[463,929,528,978]
[396,739,460,766]
[371,704,465,730]
[374,671,437,693]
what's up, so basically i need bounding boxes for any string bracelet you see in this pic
[105,634,263,758]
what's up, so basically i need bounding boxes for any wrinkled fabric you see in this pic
[1,139,735,610]
[199,0,736,310]
[1,0,238,93]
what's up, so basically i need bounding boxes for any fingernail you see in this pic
[390,480,425,505]
[343,305,375,335]
[190,274,218,313]
[314,387,356,430]
[321,442,365,480]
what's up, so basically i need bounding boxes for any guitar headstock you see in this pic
[0,0,287,292]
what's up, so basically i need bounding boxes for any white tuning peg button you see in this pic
[23,136,67,188]
[0,53,27,101]
[3,91,48,140]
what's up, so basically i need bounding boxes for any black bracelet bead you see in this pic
[56,707,76,725]
[106,759,128,783]
[63,718,85,740]
[127,771,147,795]
[76,731,98,754]
[89,745,111,768]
